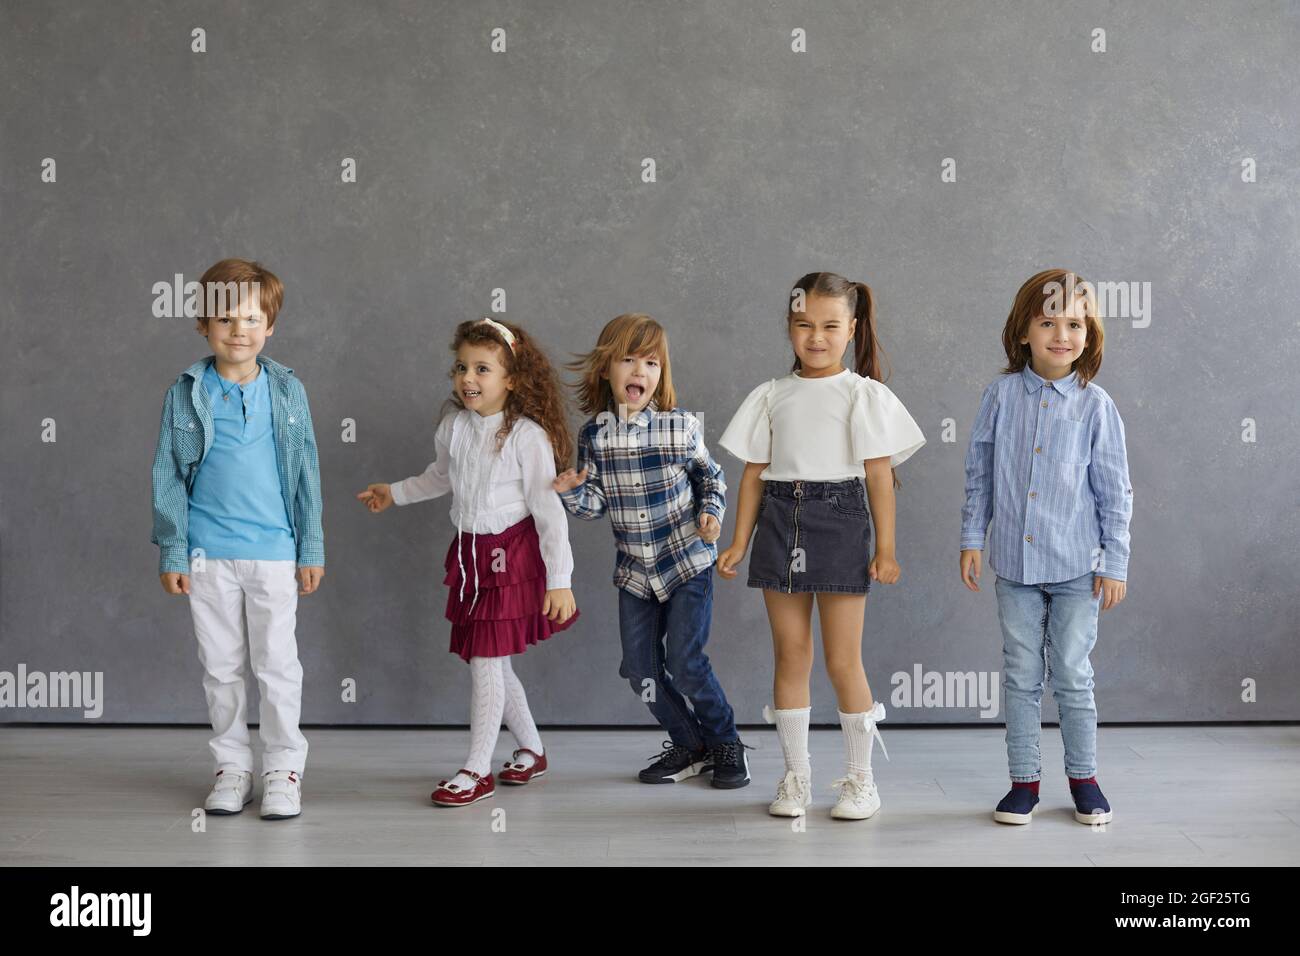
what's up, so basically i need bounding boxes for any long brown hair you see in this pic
[787,272,892,383]
[565,313,678,417]
[1001,269,1104,387]
[444,318,574,470]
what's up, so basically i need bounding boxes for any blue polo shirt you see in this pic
[187,363,297,561]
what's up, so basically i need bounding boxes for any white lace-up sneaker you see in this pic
[204,769,253,814]
[260,770,302,820]
[830,772,881,820]
[768,769,813,817]
[830,701,888,820]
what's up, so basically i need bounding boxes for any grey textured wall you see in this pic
[3,1,1297,727]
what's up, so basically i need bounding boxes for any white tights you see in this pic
[444,656,544,792]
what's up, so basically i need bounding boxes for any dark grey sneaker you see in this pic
[709,738,752,789]
[638,741,712,784]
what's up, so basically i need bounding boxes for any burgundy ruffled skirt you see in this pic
[443,514,579,662]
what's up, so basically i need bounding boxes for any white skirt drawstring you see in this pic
[456,441,490,615]
[456,517,467,605]
[468,532,480,613]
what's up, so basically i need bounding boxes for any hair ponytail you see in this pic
[849,280,892,383]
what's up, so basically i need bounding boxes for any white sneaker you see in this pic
[768,770,813,817]
[204,769,253,814]
[830,773,881,820]
[260,770,302,820]
[830,701,888,820]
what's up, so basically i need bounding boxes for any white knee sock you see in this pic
[839,702,888,782]
[501,656,543,768]
[773,706,812,777]
[448,656,505,790]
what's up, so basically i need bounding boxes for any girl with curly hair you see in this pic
[358,317,580,807]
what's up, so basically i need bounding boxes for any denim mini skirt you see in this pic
[747,478,873,594]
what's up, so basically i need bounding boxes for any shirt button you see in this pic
[633,480,640,486]
[639,512,646,519]
[1034,446,1042,454]
[188,422,195,429]
[1025,534,1033,542]
[1041,401,1048,408]
[1029,491,1037,498]
[288,416,296,424]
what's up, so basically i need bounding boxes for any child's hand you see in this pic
[960,549,982,591]
[159,572,190,595]
[298,566,325,595]
[716,543,746,579]
[542,587,577,623]
[1094,575,1126,611]
[357,483,393,512]
[869,552,900,585]
[697,513,721,544]
[553,467,588,493]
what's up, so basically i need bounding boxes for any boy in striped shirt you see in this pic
[960,271,1133,827]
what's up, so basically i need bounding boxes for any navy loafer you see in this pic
[1070,781,1113,824]
[993,786,1039,825]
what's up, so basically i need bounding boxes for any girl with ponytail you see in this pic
[716,273,926,821]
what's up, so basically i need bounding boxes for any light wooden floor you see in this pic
[1,725,1296,866]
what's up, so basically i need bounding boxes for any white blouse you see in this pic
[718,368,926,481]
[390,409,574,605]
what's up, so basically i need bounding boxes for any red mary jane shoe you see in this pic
[431,769,495,807]
[499,749,547,786]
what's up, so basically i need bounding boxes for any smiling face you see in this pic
[605,352,661,417]
[1021,294,1088,380]
[454,342,513,416]
[790,293,855,377]
[202,294,273,371]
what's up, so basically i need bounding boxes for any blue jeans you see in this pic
[995,571,1101,782]
[617,567,738,749]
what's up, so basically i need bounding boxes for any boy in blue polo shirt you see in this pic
[151,258,324,820]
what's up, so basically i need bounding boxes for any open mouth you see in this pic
[626,384,645,401]
[463,388,482,400]
[1049,347,1072,354]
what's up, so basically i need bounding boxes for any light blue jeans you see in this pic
[995,571,1101,782]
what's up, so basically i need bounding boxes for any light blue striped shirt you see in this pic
[960,366,1133,584]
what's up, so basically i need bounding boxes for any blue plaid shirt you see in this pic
[559,402,726,602]
[961,366,1133,584]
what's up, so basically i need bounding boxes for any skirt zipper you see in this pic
[787,481,803,592]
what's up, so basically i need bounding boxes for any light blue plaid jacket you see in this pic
[151,354,325,575]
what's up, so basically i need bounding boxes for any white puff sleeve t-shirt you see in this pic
[718,368,926,480]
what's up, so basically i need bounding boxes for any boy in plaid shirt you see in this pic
[556,314,749,788]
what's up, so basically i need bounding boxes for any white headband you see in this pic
[477,316,516,354]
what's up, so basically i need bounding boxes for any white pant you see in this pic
[187,559,308,775]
